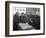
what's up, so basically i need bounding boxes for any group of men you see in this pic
[13,12,40,31]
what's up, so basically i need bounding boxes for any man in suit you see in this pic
[13,12,21,31]
[28,15,40,30]
[26,11,40,29]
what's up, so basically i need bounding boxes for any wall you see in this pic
[0,0,46,38]
[26,8,40,16]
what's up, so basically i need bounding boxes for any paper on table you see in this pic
[18,23,33,29]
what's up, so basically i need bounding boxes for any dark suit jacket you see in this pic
[31,15,40,29]
[13,15,20,31]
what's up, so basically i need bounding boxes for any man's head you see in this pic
[16,12,19,16]
[21,12,25,16]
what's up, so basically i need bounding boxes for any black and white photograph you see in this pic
[5,1,45,37]
[13,7,40,31]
